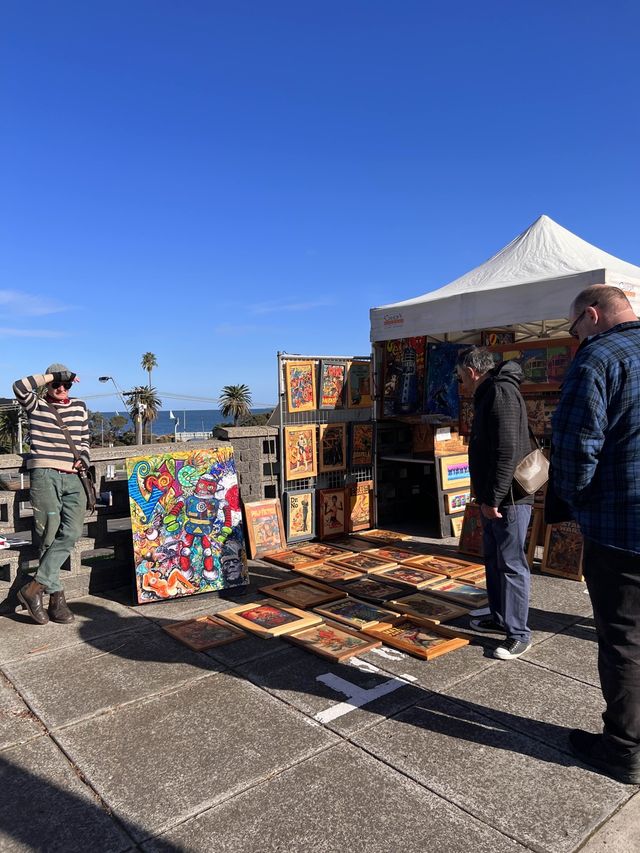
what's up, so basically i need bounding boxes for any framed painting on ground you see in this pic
[347,360,372,409]
[218,599,322,638]
[259,578,346,608]
[458,503,484,557]
[333,576,406,603]
[423,577,489,608]
[424,342,467,419]
[381,337,427,416]
[285,619,382,662]
[455,565,486,585]
[283,490,315,544]
[162,615,247,651]
[293,542,346,560]
[444,489,471,515]
[326,551,398,573]
[350,422,373,467]
[313,598,397,631]
[284,424,318,481]
[387,593,469,624]
[354,528,410,545]
[262,550,323,571]
[541,521,584,581]
[367,565,442,589]
[329,535,380,552]
[291,562,363,583]
[126,446,248,605]
[319,423,347,473]
[319,360,347,409]
[402,553,484,579]
[439,454,470,490]
[365,546,418,563]
[318,488,347,539]
[243,498,286,559]
[362,618,469,660]
[348,480,373,532]
[285,360,317,413]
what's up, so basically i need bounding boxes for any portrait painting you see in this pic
[318,488,347,539]
[458,503,484,557]
[541,521,584,581]
[363,618,469,659]
[382,337,427,416]
[126,447,248,605]
[218,599,322,638]
[284,424,318,481]
[319,423,347,473]
[283,490,315,544]
[347,360,372,409]
[348,479,373,532]
[285,360,317,413]
[350,422,373,467]
[313,597,397,630]
[285,620,382,662]
[243,498,286,558]
[162,615,247,651]
[425,342,467,418]
[439,454,470,490]
[319,360,347,409]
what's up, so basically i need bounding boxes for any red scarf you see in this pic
[45,393,70,406]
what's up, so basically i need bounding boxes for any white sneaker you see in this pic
[469,605,490,618]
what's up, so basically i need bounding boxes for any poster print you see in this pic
[126,447,248,605]
[348,480,373,532]
[283,490,315,544]
[319,360,347,410]
[319,423,347,473]
[439,454,470,490]
[284,424,317,481]
[347,360,372,409]
[318,488,347,538]
[285,360,317,413]
[382,337,426,416]
[444,489,471,514]
[350,422,373,467]
[425,343,467,419]
[243,498,286,558]
[541,521,584,581]
[458,502,484,557]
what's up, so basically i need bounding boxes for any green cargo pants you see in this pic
[29,467,86,593]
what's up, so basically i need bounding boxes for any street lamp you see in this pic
[169,410,179,443]
[99,376,145,445]
[98,376,128,414]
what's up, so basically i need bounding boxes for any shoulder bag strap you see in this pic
[41,401,85,467]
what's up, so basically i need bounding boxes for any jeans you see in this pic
[29,468,86,593]
[583,537,640,756]
[481,503,532,643]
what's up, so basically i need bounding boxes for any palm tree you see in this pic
[141,352,158,387]
[0,407,24,453]
[218,384,252,427]
[127,386,162,444]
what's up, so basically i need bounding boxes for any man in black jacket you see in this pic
[456,347,534,660]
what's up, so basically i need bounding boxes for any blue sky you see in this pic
[1,1,638,410]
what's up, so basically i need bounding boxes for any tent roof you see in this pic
[370,215,640,341]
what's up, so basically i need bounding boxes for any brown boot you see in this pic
[48,591,74,624]
[17,580,49,625]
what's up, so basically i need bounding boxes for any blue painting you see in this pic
[425,343,467,419]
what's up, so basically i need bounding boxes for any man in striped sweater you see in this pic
[13,364,90,625]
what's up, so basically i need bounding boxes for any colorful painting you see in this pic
[439,454,470,489]
[382,337,426,416]
[525,398,546,437]
[362,618,469,659]
[347,360,372,409]
[319,423,347,473]
[285,360,317,413]
[259,578,345,608]
[319,360,347,409]
[162,615,247,651]
[458,503,484,557]
[481,331,515,346]
[283,490,315,544]
[521,349,548,384]
[444,489,471,514]
[387,593,469,624]
[425,342,467,418]
[285,620,382,662]
[284,424,317,481]
[218,599,323,638]
[541,521,584,581]
[547,346,571,383]
[243,498,286,558]
[350,422,373,467]
[318,488,347,538]
[348,480,373,532]
[313,598,397,630]
[126,447,248,605]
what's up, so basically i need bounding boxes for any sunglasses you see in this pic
[569,301,598,339]
[50,381,73,390]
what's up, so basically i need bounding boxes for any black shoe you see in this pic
[48,591,74,624]
[470,616,506,633]
[569,729,640,784]
[493,639,531,660]
[17,580,49,625]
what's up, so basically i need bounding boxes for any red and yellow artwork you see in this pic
[284,424,318,481]
[285,360,317,413]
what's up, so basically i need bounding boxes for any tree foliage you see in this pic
[218,384,252,427]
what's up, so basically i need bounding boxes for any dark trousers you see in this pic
[583,538,640,756]
[481,504,532,643]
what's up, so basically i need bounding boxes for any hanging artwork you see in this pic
[285,619,382,662]
[126,447,248,605]
[521,349,548,384]
[285,360,317,413]
[218,599,322,638]
[350,422,373,467]
[243,498,286,558]
[458,503,484,557]
[283,490,315,544]
[425,343,467,419]
[481,331,515,346]
[547,346,571,384]
[318,487,347,538]
[348,480,373,532]
[318,423,347,473]
[439,454,470,489]
[444,489,471,514]
[382,337,427,416]
[347,360,372,409]
[451,516,463,537]
[284,424,317,481]
[541,521,584,581]
[319,360,347,409]
[362,618,469,659]
[458,398,474,436]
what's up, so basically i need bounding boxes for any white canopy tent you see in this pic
[370,215,640,342]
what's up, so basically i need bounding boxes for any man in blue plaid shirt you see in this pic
[552,284,640,784]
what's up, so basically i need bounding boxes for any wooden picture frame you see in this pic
[313,597,397,630]
[243,498,286,559]
[365,546,418,563]
[218,599,322,638]
[444,489,471,515]
[401,553,484,579]
[439,454,470,490]
[318,487,347,539]
[293,542,347,560]
[362,617,469,660]
[367,564,443,589]
[423,577,489,608]
[329,536,380,552]
[326,551,398,573]
[162,615,247,651]
[319,360,347,410]
[350,422,374,467]
[541,521,584,581]
[262,550,323,571]
[283,490,315,544]
[291,562,363,583]
[285,619,382,662]
[318,423,347,473]
[284,424,318,481]
[348,479,373,532]
[334,576,406,603]
[285,360,317,413]
[347,360,372,409]
[259,578,346,608]
[458,503,484,557]
[451,516,463,537]
[387,593,469,624]
[353,528,410,545]
[455,566,486,585]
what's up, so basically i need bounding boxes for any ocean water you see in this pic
[97,408,272,436]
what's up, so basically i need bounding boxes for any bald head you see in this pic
[569,285,637,341]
